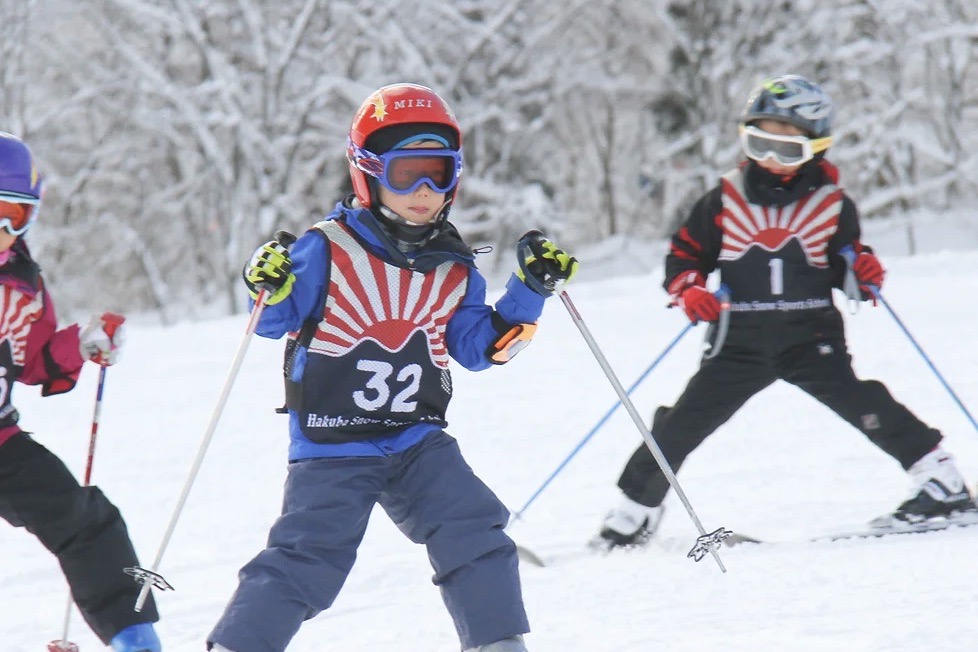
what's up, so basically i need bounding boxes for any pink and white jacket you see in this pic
[0,239,85,448]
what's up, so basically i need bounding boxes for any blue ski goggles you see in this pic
[0,193,40,236]
[348,140,463,195]
[739,125,832,166]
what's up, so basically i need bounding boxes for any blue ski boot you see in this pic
[110,623,161,652]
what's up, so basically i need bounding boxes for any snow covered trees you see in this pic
[4,0,976,317]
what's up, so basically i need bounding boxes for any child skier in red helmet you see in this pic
[207,84,578,652]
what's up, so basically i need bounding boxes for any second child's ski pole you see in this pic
[516,231,731,571]
[127,231,297,612]
[49,313,126,652]
[556,287,731,570]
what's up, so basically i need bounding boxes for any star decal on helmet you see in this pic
[370,95,388,122]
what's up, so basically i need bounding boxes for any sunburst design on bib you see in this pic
[719,175,842,268]
[309,228,468,368]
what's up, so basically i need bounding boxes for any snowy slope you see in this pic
[4,247,978,652]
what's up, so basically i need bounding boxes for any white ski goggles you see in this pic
[739,125,833,166]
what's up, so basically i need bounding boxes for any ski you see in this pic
[47,641,80,652]
[515,543,546,568]
[724,516,978,547]
[516,534,696,568]
[519,515,978,567]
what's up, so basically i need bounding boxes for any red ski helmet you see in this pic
[347,83,462,209]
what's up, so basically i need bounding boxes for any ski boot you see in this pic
[589,495,664,552]
[109,623,161,652]
[870,448,978,529]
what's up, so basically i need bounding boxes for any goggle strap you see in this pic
[810,136,833,154]
[0,193,40,205]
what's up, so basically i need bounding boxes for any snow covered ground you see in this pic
[5,242,978,651]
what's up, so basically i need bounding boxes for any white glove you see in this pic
[79,312,126,366]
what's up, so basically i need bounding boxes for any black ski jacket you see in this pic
[664,159,868,316]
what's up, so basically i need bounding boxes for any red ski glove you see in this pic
[668,271,721,324]
[677,285,721,324]
[853,251,885,300]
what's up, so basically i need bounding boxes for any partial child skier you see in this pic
[0,132,162,651]
[207,83,578,652]
[592,74,977,551]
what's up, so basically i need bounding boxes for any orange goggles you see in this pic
[0,196,38,236]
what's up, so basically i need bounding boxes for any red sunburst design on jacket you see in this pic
[308,228,468,368]
[0,285,44,367]
[718,171,842,268]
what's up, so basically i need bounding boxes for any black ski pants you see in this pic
[617,308,942,508]
[0,432,158,643]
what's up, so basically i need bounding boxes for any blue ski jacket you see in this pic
[251,201,546,461]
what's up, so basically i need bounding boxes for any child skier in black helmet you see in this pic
[592,74,976,551]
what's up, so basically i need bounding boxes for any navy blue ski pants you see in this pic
[208,430,529,652]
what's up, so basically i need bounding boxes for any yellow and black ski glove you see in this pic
[244,240,295,305]
[516,230,579,297]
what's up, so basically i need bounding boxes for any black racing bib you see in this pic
[293,220,468,443]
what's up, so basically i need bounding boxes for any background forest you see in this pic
[2,0,976,320]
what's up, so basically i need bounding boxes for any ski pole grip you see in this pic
[274,230,297,250]
[838,244,873,305]
[100,312,126,340]
[715,283,732,304]
[703,284,731,360]
[253,230,299,297]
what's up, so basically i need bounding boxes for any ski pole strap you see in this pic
[703,284,732,360]
[516,230,552,297]
[282,316,320,413]
[687,527,734,562]
[280,228,331,414]
[839,245,863,312]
